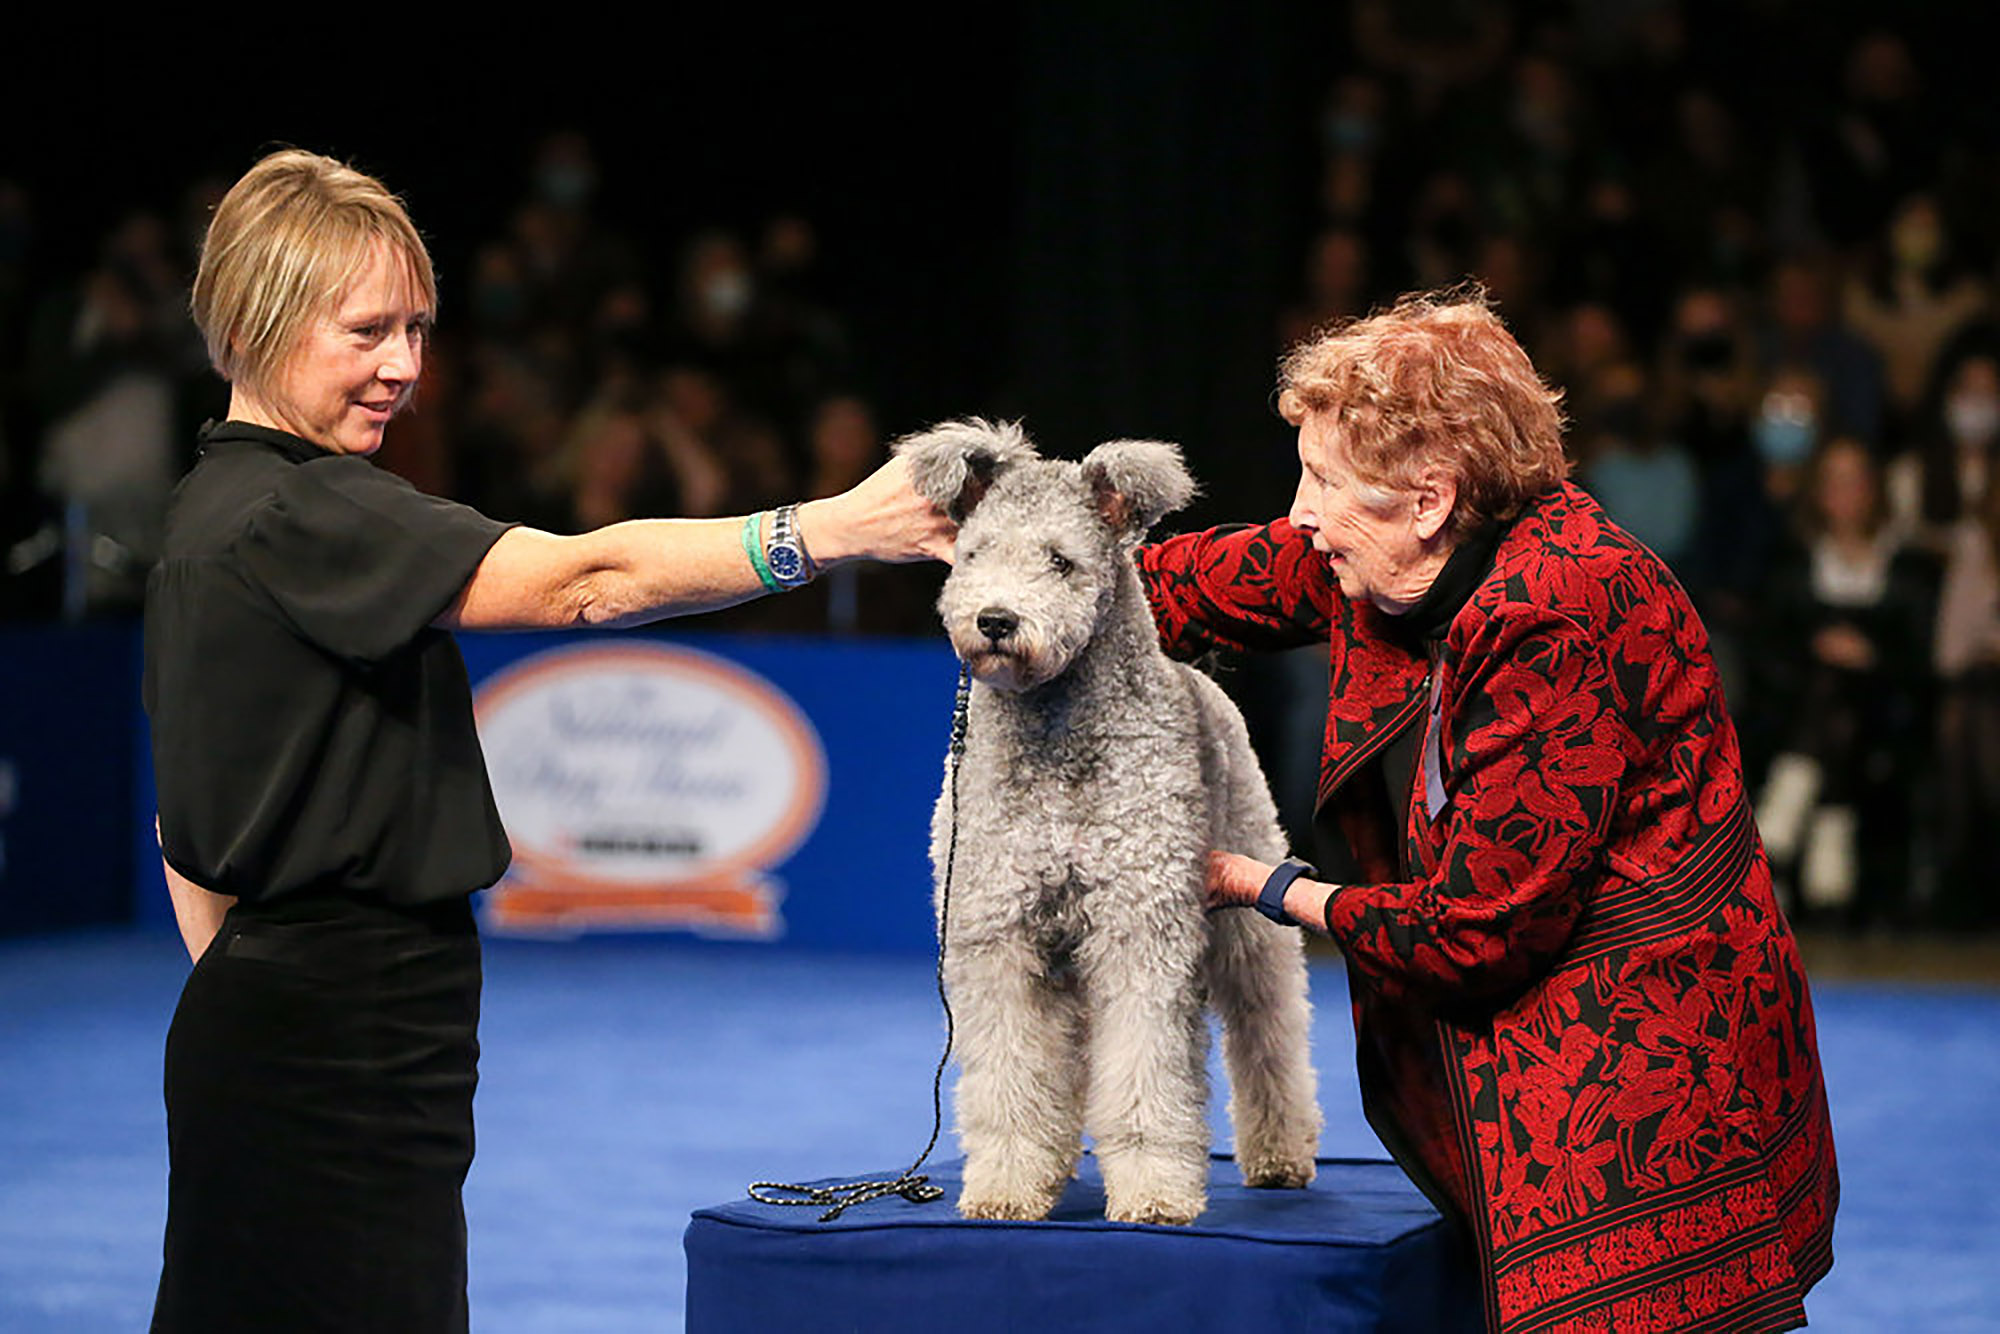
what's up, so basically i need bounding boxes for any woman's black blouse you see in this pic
[144,420,516,906]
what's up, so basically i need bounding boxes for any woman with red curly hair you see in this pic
[1140,288,1837,1334]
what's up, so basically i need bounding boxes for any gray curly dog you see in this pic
[897,418,1322,1225]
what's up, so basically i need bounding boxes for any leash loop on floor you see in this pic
[746,664,970,1223]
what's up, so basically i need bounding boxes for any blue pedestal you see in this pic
[684,1155,1482,1333]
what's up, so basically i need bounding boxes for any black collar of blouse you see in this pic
[1392,517,1504,645]
[197,418,332,466]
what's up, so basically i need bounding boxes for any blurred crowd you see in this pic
[0,131,936,635]
[4,6,1998,931]
[1271,6,2000,933]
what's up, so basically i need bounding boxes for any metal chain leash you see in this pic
[746,664,971,1222]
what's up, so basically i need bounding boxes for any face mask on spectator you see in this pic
[536,163,596,209]
[1322,111,1380,155]
[1945,392,2000,449]
[1890,216,1942,273]
[1754,392,1817,465]
[1680,331,1733,372]
[700,270,752,321]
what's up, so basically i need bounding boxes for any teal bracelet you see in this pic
[741,512,781,593]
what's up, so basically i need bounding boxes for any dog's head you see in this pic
[895,420,1195,692]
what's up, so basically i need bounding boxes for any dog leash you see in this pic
[746,664,971,1222]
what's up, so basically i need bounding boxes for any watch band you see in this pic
[765,504,817,588]
[1256,857,1318,926]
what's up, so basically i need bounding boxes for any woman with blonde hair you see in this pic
[146,149,952,1331]
[1141,288,1838,1333]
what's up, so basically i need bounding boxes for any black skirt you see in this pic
[151,892,481,1333]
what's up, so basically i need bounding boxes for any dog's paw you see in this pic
[957,1191,1057,1222]
[1105,1194,1204,1226]
[1241,1158,1317,1190]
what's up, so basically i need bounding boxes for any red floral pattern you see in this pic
[1141,484,1837,1334]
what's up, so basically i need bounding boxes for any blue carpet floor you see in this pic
[1,928,1994,1331]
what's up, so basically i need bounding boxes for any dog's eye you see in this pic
[1049,550,1074,576]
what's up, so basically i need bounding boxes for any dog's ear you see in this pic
[1081,439,1197,539]
[892,418,1038,522]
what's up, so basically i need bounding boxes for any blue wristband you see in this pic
[1256,858,1318,926]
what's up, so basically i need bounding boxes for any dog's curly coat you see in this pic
[900,418,1321,1225]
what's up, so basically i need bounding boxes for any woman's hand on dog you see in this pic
[799,455,959,566]
[1205,851,1272,910]
[1206,850,1334,932]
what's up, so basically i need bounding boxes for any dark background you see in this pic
[12,2,2000,521]
[3,5,1338,524]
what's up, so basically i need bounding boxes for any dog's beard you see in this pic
[951,623,1071,693]
[963,648,1035,691]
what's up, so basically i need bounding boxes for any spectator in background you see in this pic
[1577,360,1699,570]
[1752,365,1828,510]
[1933,475,2000,928]
[652,364,790,515]
[751,214,855,428]
[1538,299,1628,400]
[1350,0,1511,122]
[1310,71,1404,291]
[804,393,881,503]
[1402,169,1481,292]
[1800,30,1941,251]
[1278,227,1373,349]
[1658,287,1775,699]
[1317,150,1378,238]
[561,396,682,533]
[1658,285,1760,475]
[800,393,939,635]
[511,131,638,341]
[1845,194,1990,438]
[1644,87,1770,285]
[1480,50,1589,240]
[466,241,536,349]
[1469,232,1542,344]
[1760,255,1886,449]
[1885,351,2000,558]
[25,213,202,611]
[1755,437,1934,930]
[452,349,572,530]
[667,231,759,380]
[1554,174,1667,340]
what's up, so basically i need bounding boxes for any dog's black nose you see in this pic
[976,608,1018,642]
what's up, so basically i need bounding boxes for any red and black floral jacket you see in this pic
[1140,482,1837,1334]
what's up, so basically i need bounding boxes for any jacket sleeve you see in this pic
[1137,518,1338,659]
[1323,606,1628,1009]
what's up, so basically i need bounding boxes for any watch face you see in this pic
[770,546,805,581]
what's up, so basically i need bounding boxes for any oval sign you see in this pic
[473,642,826,935]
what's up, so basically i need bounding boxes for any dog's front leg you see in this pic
[1079,918,1212,1225]
[947,933,1086,1221]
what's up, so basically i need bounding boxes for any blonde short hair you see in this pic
[1277,287,1568,540]
[191,149,436,392]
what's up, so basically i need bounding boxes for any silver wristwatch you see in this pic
[765,504,817,588]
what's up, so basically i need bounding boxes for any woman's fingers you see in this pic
[800,455,957,566]
[1205,850,1272,910]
